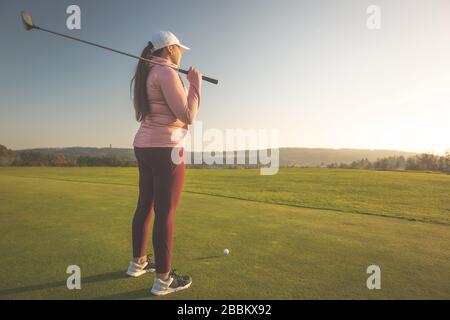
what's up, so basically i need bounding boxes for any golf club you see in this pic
[20,10,219,85]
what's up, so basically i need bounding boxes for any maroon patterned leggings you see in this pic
[132,146,185,273]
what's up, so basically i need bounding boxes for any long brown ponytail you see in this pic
[130,41,164,122]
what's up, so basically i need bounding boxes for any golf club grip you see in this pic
[178,68,218,85]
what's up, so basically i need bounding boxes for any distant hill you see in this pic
[12,146,417,167]
[15,147,135,160]
[277,148,416,167]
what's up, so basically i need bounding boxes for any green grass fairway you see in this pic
[0,167,449,299]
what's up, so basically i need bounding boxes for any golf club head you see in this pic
[20,10,35,31]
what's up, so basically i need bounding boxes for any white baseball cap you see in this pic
[150,30,190,53]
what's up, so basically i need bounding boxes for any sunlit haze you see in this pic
[1,0,449,154]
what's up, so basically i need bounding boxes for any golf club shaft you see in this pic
[33,25,218,85]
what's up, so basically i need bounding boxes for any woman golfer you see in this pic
[127,30,202,296]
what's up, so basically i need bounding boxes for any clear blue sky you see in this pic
[1,0,449,153]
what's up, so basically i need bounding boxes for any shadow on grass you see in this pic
[192,255,223,260]
[94,288,157,300]
[0,270,126,297]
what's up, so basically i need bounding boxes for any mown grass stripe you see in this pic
[2,173,448,227]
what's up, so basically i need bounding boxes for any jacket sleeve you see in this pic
[158,66,201,124]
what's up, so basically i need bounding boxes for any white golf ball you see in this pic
[224,248,230,255]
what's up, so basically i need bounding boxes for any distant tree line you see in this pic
[327,152,450,173]
[1,144,449,172]
[0,145,136,167]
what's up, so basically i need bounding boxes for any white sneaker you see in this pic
[150,269,192,296]
[126,258,156,277]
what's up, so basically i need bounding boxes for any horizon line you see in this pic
[6,144,449,155]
